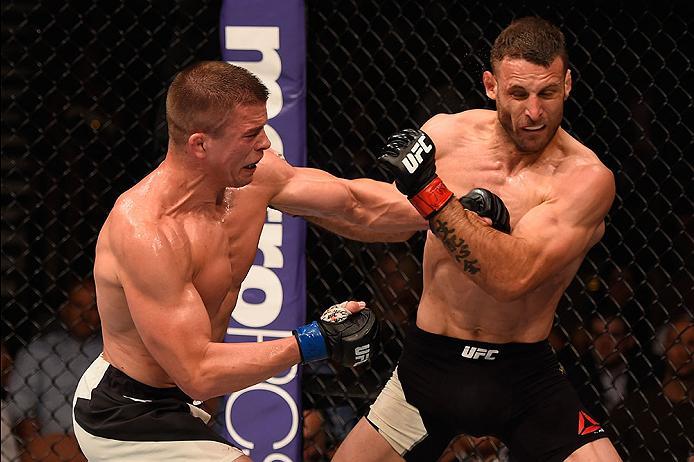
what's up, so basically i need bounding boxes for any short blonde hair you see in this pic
[166,61,268,146]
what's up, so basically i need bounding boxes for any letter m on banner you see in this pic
[219,1,306,461]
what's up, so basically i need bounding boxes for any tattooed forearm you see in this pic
[432,219,481,274]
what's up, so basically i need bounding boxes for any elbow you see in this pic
[487,257,546,302]
[176,376,209,402]
[174,365,216,402]
[487,277,533,302]
[179,382,213,402]
[491,287,525,303]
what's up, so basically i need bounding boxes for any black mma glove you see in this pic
[378,129,454,219]
[293,302,378,367]
[459,188,511,233]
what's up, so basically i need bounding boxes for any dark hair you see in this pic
[490,17,568,72]
[166,61,269,146]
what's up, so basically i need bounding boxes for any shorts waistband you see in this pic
[407,324,551,360]
[102,364,194,404]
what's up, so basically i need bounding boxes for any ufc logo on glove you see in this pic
[402,134,433,173]
[353,344,371,366]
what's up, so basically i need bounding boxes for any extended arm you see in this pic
[305,215,418,242]
[260,151,426,241]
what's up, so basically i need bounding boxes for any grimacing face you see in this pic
[483,57,571,154]
[188,102,271,189]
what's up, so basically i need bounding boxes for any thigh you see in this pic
[506,373,610,462]
[564,438,622,462]
[363,367,455,461]
[367,368,428,456]
[332,417,403,462]
[73,357,245,461]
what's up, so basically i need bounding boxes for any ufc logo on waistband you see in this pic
[354,345,370,366]
[461,346,499,360]
[402,135,433,173]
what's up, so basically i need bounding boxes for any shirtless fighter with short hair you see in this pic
[332,17,623,462]
[70,61,429,461]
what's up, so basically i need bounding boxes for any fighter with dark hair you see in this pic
[332,17,621,462]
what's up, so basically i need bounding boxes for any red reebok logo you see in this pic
[577,410,602,435]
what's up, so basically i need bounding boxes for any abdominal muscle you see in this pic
[415,246,571,344]
[416,287,558,344]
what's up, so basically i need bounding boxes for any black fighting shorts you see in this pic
[367,325,608,462]
[72,356,245,461]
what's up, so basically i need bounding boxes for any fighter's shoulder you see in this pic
[422,110,494,152]
[251,148,295,190]
[108,192,191,263]
[422,109,492,132]
[558,134,612,177]
[553,134,615,201]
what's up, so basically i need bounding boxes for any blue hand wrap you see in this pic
[293,321,328,363]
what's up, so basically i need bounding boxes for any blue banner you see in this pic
[220,1,306,460]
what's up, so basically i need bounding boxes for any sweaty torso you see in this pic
[95,163,278,387]
[417,109,603,343]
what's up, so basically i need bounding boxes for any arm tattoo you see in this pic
[432,219,481,274]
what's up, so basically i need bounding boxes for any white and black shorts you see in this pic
[367,325,608,462]
[72,355,245,461]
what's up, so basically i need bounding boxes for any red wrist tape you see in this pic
[409,176,454,219]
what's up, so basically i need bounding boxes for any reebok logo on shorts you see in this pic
[577,410,603,435]
[461,345,499,360]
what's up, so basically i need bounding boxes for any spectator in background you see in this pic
[611,312,693,461]
[564,311,662,423]
[1,342,20,462]
[563,314,642,423]
[370,247,421,326]
[303,408,331,462]
[587,315,637,413]
[8,277,101,462]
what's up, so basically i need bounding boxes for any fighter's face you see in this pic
[205,103,270,188]
[483,57,571,154]
[59,283,99,340]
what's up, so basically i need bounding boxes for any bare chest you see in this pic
[184,193,269,318]
[437,148,552,228]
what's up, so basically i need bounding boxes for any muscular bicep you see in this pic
[270,165,356,217]
[265,152,425,232]
[512,203,595,276]
[512,165,615,284]
[116,222,211,386]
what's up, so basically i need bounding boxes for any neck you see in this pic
[490,120,562,176]
[156,152,225,215]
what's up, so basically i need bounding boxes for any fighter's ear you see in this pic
[483,71,497,100]
[564,69,572,100]
[187,133,206,159]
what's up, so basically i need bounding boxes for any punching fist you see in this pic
[459,188,511,234]
[378,129,454,219]
[293,301,378,367]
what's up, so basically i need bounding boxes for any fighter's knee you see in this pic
[564,438,622,461]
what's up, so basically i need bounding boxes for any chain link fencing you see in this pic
[2,1,692,461]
